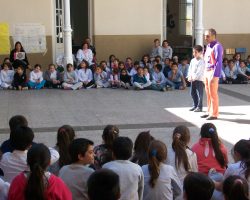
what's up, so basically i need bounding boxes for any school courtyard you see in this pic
[0,84,249,161]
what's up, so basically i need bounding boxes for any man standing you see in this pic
[201,28,223,120]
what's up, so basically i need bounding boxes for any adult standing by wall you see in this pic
[201,28,223,120]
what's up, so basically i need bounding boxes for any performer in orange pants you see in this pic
[201,29,223,120]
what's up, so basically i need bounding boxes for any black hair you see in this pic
[200,123,227,168]
[183,172,214,200]
[134,61,140,66]
[57,125,75,168]
[154,64,162,72]
[233,139,250,179]
[102,125,119,150]
[223,175,249,200]
[10,126,34,151]
[88,169,120,200]
[14,41,25,51]
[136,66,143,72]
[25,143,51,200]
[80,59,89,70]
[34,64,42,69]
[131,131,154,166]
[69,138,94,163]
[9,115,28,133]
[172,62,178,67]
[113,137,133,160]
[66,63,73,71]
[193,45,203,53]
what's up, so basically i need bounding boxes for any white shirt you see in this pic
[152,71,166,84]
[50,71,57,80]
[166,148,198,184]
[142,163,182,200]
[29,71,43,82]
[0,178,9,200]
[77,68,93,82]
[59,164,94,200]
[0,70,14,84]
[0,148,59,183]
[187,57,205,81]
[103,160,144,200]
[76,49,93,65]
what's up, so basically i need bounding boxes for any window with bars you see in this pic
[179,0,193,36]
[56,0,63,43]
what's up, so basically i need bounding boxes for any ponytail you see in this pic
[148,140,167,188]
[200,123,227,168]
[172,126,191,172]
[223,175,249,200]
[25,163,46,200]
[25,144,51,200]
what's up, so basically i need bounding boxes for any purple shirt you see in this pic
[204,40,224,77]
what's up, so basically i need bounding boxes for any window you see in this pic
[179,0,193,35]
[55,0,63,43]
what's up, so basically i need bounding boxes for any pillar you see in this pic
[195,0,204,46]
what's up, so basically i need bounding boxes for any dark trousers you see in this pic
[82,80,95,88]
[191,80,204,109]
[45,81,61,88]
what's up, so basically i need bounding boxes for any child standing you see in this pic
[120,69,131,89]
[94,66,110,88]
[59,138,95,200]
[28,64,46,89]
[133,67,151,90]
[0,62,14,89]
[103,137,144,200]
[109,68,120,88]
[62,63,83,90]
[12,65,28,90]
[142,140,182,200]
[151,64,167,91]
[78,60,95,89]
[44,64,63,88]
[187,45,205,112]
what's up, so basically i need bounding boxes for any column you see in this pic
[63,0,73,66]
[162,0,167,41]
[195,0,203,46]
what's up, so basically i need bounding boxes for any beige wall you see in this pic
[203,0,250,34]
[93,0,162,35]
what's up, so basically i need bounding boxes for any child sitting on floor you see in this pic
[168,62,186,90]
[0,62,14,89]
[62,63,83,90]
[94,65,110,88]
[120,69,131,89]
[12,65,28,90]
[129,61,139,77]
[28,64,46,89]
[109,68,120,88]
[59,138,95,200]
[44,64,63,89]
[133,67,151,90]
[78,60,95,89]
[151,64,167,91]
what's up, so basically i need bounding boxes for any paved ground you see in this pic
[0,84,249,161]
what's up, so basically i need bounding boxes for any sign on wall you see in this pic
[0,23,11,55]
[13,23,47,53]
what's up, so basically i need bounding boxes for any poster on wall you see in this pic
[0,23,11,55]
[13,23,47,53]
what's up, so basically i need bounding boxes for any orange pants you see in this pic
[204,71,219,117]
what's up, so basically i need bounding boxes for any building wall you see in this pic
[0,0,54,69]
[93,0,162,61]
[203,0,250,57]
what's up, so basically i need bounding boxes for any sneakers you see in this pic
[194,108,202,112]
[86,84,95,89]
[189,107,196,111]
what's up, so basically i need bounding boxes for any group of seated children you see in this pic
[0,115,249,200]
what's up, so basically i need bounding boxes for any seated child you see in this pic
[100,60,111,77]
[59,138,95,200]
[178,58,189,79]
[94,125,119,169]
[8,144,72,200]
[87,169,120,200]
[143,67,152,83]
[133,67,152,90]
[142,140,182,200]
[183,172,214,200]
[150,39,162,61]
[28,64,46,89]
[78,60,95,89]
[125,57,133,72]
[224,60,240,84]
[120,69,131,89]
[163,58,172,78]
[237,60,250,83]
[109,68,120,88]
[12,65,28,90]
[94,65,110,88]
[129,61,139,77]
[118,61,126,72]
[140,55,153,69]
[151,64,167,91]
[62,63,83,90]
[0,62,14,89]
[168,62,186,90]
[103,137,144,200]
[44,64,63,88]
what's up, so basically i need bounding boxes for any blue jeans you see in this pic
[28,80,46,89]
[190,80,204,109]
